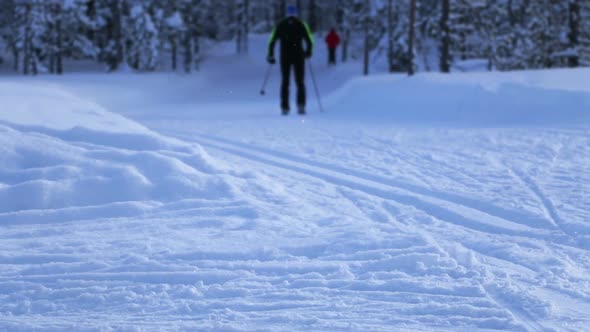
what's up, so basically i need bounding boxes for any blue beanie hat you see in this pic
[287,4,297,16]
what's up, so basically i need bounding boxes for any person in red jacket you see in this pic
[325,28,341,65]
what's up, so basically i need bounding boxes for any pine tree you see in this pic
[52,0,97,74]
[522,1,563,68]
[337,0,355,63]
[386,0,411,72]
[409,0,439,72]
[498,0,570,70]
[127,2,160,71]
[160,0,185,71]
[100,0,127,71]
[21,1,49,75]
[0,2,10,66]
[0,0,21,72]
[46,1,63,74]
[449,0,477,61]
[476,0,512,71]
[180,0,208,73]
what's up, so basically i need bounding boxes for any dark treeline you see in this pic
[0,0,589,75]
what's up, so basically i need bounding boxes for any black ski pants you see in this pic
[280,56,306,110]
[328,48,337,65]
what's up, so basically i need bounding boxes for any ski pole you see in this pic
[260,64,273,95]
[308,61,324,112]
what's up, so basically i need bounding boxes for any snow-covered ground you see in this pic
[1,36,590,331]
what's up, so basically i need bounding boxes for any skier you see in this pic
[267,4,314,115]
[325,28,341,66]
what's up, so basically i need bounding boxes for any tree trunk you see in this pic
[408,0,416,76]
[87,0,96,42]
[110,0,123,71]
[32,53,38,76]
[12,47,19,73]
[460,33,467,61]
[309,0,317,32]
[171,37,177,71]
[236,28,242,54]
[23,3,31,75]
[363,17,369,76]
[194,35,200,71]
[184,2,194,73]
[337,7,347,63]
[387,0,394,72]
[244,0,249,54]
[56,3,63,75]
[185,31,193,73]
[569,0,580,67]
[49,5,56,74]
[342,29,350,63]
[236,1,242,54]
[440,0,450,73]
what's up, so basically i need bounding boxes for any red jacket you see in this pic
[325,30,341,49]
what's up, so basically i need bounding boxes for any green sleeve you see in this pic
[303,21,314,50]
[268,26,278,46]
[268,24,279,56]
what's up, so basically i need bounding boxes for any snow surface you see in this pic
[1,36,590,331]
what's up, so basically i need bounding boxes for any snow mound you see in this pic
[326,69,590,125]
[0,81,149,133]
[0,81,232,222]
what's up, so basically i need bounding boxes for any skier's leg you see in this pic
[280,59,291,113]
[329,48,336,65]
[328,48,332,65]
[294,56,306,113]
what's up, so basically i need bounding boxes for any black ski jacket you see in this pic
[268,17,314,60]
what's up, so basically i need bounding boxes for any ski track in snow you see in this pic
[186,133,567,239]
[159,127,589,332]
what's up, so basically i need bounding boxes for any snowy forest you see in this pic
[0,0,589,75]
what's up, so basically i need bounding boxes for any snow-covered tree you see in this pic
[475,0,512,71]
[449,0,484,61]
[385,0,411,73]
[0,1,21,72]
[20,1,48,75]
[96,0,127,71]
[127,3,159,71]
[336,0,355,63]
[160,0,185,71]
[524,1,566,68]
[46,0,97,74]
[179,0,207,73]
